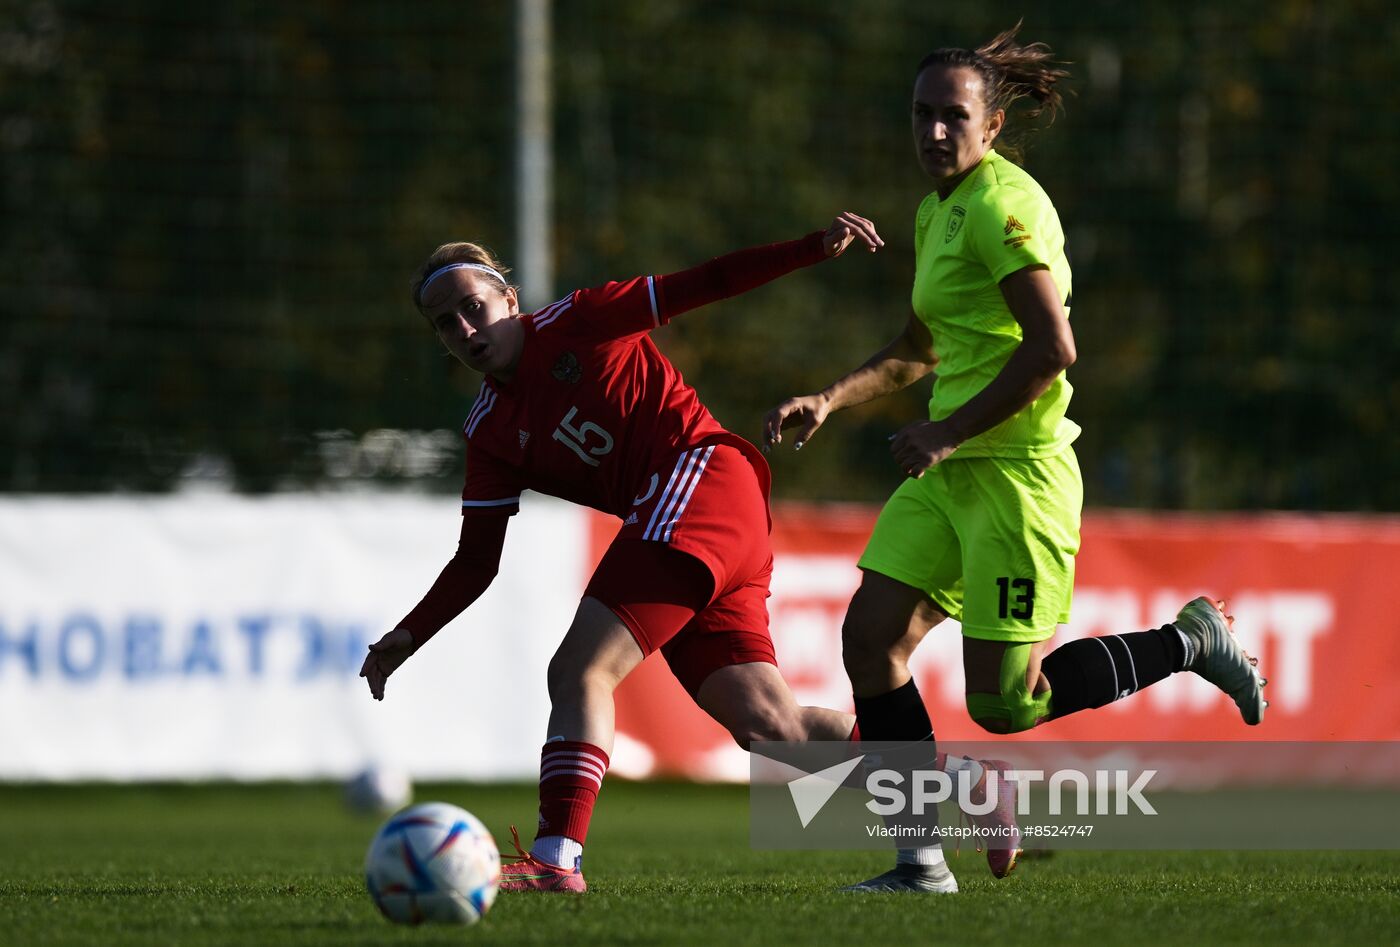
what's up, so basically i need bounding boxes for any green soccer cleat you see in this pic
[840,863,959,894]
[1175,597,1268,725]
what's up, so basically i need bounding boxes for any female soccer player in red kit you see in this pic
[359,214,882,891]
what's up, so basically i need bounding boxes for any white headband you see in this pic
[417,262,508,306]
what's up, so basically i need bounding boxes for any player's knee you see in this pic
[841,621,891,686]
[544,655,578,704]
[545,654,615,705]
[965,642,1050,733]
[965,690,1043,735]
[970,712,1013,735]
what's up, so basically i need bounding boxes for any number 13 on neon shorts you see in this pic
[552,406,614,467]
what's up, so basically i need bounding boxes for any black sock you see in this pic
[853,678,938,851]
[852,678,935,743]
[1042,625,1186,720]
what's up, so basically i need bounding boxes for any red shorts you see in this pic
[583,441,778,697]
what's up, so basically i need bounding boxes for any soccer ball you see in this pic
[344,765,413,814]
[364,802,500,926]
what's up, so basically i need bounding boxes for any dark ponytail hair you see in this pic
[916,21,1069,160]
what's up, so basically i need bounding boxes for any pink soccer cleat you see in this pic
[498,826,587,893]
[961,758,1023,879]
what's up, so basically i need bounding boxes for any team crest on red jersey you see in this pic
[552,350,582,384]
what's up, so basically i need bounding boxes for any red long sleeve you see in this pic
[653,231,827,320]
[396,511,509,648]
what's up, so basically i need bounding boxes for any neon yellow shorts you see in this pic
[857,448,1083,642]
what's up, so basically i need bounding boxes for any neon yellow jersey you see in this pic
[912,149,1078,457]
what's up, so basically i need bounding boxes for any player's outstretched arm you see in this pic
[657,213,883,320]
[763,312,936,452]
[359,511,510,700]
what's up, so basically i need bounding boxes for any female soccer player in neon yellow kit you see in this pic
[765,24,1267,892]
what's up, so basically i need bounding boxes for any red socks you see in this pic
[536,740,610,845]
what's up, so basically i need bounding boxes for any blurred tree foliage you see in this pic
[1,0,1395,509]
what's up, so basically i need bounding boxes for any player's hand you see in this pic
[360,627,416,701]
[823,212,884,258]
[762,393,832,452]
[889,419,962,478]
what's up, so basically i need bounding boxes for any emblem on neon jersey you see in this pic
[945,206,966,243]
[551,350,582,384]
[1003,214,1026,235]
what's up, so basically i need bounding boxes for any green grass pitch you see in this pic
[1,781,1396,946]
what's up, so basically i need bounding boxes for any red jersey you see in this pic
[399,231,828,646]
[459,276,740,519]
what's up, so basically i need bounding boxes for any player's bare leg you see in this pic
[543,597,645,751]
[502,597,643,893]
[842,571,945,698]
[694,661,854,749]
[961,637,1053,726]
